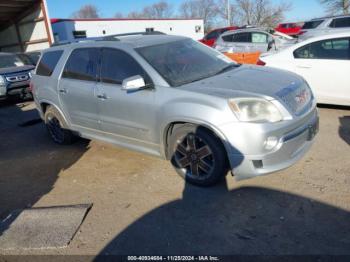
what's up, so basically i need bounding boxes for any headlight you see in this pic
[28,70,35,79]
[228,98,283,123]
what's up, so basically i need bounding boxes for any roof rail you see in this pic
[51,31,166,47]
[310,14,350,20]
[101,31,166,41]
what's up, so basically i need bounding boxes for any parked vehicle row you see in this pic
[202,15,350,53]
[299,15,350,40]
[31,33,318,187]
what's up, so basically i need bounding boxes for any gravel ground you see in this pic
[0,100,349,257]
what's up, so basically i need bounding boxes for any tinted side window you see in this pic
[100,48,149,85]
[294,38,350,60]
[206,30,220,40]
[222,34,234,42]
[233,32,251,42]
[330,17,350,28]
[302,20,324,29]
[62,48,99,82]
[36,50,63,76]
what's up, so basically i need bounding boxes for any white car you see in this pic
[299,15,350,40]
[259,32,350,106]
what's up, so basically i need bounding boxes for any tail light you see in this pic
[298,30,306,35]
[256,59,266,66]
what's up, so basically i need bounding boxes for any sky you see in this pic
[46,0,326,22]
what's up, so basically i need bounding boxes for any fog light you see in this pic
[264,136,279,150]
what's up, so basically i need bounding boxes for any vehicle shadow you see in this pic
[97,182,350,256]
[339,116,350,146]
[317,103,350,146]
[0,100,89,237]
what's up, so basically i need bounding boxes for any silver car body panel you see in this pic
[214,29,297,54]
[32,35,317,181]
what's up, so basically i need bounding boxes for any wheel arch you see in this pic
[39,100,70,126]
[162,120,230,161]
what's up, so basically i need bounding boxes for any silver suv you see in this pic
[300,15,350,40]
[32,34,319,186]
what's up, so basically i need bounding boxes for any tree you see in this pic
[127,1,174,19]
[231,0,291,27]
[114,12,124,18]
[179,0,219,31]
[217,0,240,26]
[127,11,143,19]
[319,0,349,14]
[71,5,100,19]
[143,1,174,18]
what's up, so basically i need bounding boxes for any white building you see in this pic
[51,18,204,42]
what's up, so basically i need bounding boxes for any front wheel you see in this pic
[168,125,228,187]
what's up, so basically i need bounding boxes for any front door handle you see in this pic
[97,94,108,100]
[297,65,312,69]
[59,88,67,94]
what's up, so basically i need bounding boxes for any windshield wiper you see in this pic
[179,64,240,86]
[214,63,240,76]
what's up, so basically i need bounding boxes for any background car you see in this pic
[259,32,350,106]
[199,26,239,47]
[299,15,350,40]
[275,22,302,37]
[214,28,296,54]
[17,52,41,66]
[0,52,34,100]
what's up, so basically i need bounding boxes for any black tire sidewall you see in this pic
[44,106,74,145]
[168,124,228,187]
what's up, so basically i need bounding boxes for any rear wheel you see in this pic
[44,106,75,145]
[168,124,228,187]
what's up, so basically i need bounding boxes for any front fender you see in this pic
[158,98,236,159]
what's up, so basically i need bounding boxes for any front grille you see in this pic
[6,74,29,83]
[276,81,313,116]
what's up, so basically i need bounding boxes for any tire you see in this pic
[168,124,228,187]
[44,106,75,145]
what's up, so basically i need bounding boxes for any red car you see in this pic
[275,23,302,37]
[199,26,238,47]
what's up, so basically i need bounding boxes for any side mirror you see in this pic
[267,39,276,51]
[122,75,146,91]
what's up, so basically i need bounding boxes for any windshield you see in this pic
[302,20,324,29]
[136,39,237,87]
[0,54,25,69]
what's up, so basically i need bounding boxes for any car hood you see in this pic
[179,65,303,101]
[0,65,35,75]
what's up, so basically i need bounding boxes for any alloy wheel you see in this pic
[174,133,215,180]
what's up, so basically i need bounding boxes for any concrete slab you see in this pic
[0,204,92,250]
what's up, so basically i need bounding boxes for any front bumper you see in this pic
[221,108,319,181]
[0,81,31,98]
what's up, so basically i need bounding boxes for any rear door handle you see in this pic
[59,88,67,94]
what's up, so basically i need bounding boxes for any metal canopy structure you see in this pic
[0,0,52,52]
